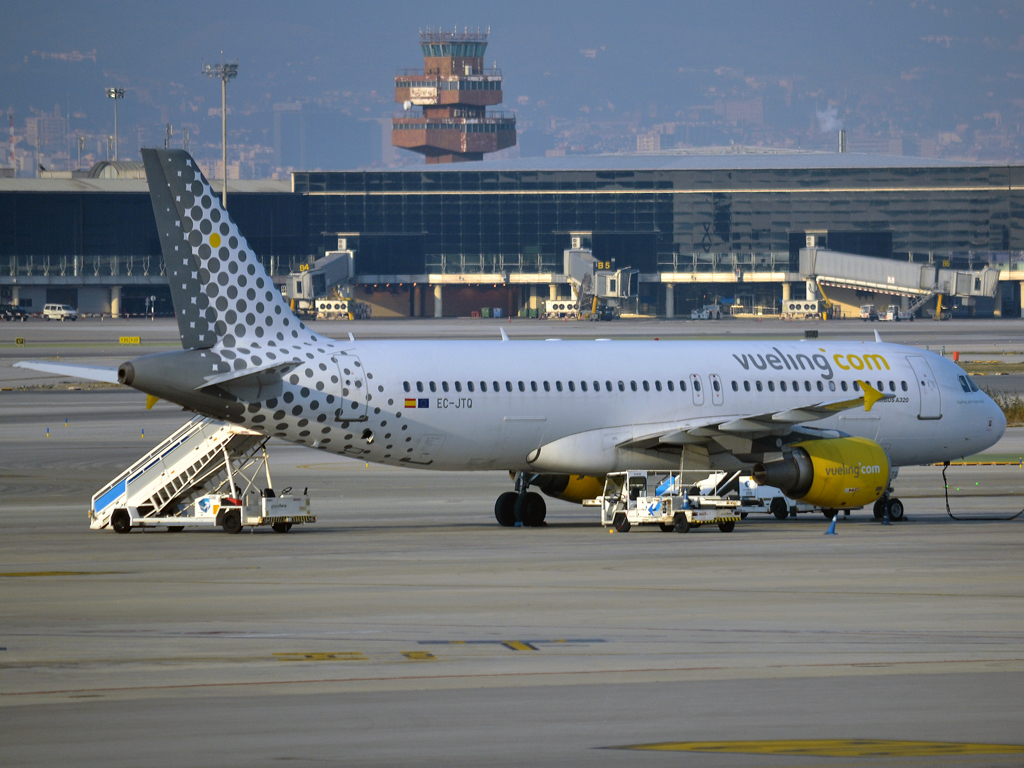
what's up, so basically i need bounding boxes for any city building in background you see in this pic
[392,28,516,163]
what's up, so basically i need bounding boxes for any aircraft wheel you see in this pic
[822,509,837,520]
[515,492,546,527]
[887,498,905,521]
[718,520,736,532]
[166,526,185,533]
[494,492,517,527]
[222,510,242,534]
[770,497,789,520]
[612,512,631,532]
[272,523,293,533]
[873,499,886,519]
[111,509,132,534]
[659,523,675,532]
[673,512,690,533]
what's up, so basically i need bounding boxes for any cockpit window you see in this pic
[958,375,972,393]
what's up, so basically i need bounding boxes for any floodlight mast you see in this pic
[202,56,238,207]
[105,87,125,161]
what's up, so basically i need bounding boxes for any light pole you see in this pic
[202,56,238,208]
[105,87,125,161]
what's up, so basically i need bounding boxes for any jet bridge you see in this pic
[800,248,999,314]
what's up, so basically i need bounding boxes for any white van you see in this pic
[43,303,78,321]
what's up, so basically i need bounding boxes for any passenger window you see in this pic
[618,381,625,391]
[442,381,449,392]
[731,381,738,392]
[543,381,550,392]
[417,381,424,393]
[828,381,836,391]
[403,381,411,392]
[655,381,663,392]
[840,381,848,392]
[505,381,512,392]
[792,381,799,391]
[877,381,884,391]
[454,381,462,392]
[768,381,775,392]
[780,381,787,392]
[605,381,613,391]
[853,381,860,391]
[756,381,763,392]
[429,382,437,393]
[817,381,824,392]
[581,381,588,392]
[530,381,538,392]
[467,381,475,392]
[642,381,650,392]
[901,381,908,392]
[680,380,687,392]
[712,379,721,392]
[667,380,675,392]
[744,381,751,392]
[556,381,564,392]
[693,380,701,392]
[804,381,811,392]
[630,381,638,392]
[889,381,896,392]
[568,381,576,392]
[518,381,525,392]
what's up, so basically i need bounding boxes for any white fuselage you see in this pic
[229,338,1005,475]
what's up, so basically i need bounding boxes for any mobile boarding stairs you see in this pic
[90,416,314,534]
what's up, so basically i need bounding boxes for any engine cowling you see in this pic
[752,437,890,509]
[533,474,606,504]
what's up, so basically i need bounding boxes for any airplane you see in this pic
[16,149,1007,527]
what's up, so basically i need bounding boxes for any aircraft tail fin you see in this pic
[141,148,312,351]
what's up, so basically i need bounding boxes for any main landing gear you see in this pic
[495,472,547,527]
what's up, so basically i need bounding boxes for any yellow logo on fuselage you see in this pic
[833,353,889,372]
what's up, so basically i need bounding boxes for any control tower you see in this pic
[393,27,516,164]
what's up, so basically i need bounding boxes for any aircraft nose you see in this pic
[990,396,1007,438]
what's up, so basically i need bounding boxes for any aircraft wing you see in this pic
[14,360,120,384]
[622,382,893,451]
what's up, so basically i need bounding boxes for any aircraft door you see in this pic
[709,373,724,405]
[689,374,705,406]
[333,352,370,423]
[907,356,942,420]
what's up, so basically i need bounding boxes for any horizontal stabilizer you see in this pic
[198,359,303,391]
[14,360,120,384]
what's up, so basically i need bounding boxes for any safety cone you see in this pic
[824,514,838,535]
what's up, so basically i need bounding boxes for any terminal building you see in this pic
[2,150,1023,318]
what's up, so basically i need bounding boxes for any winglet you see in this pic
[857,380,887,412]
[146,395,159,410]
[874,330,882,343]
[349,332,355,342]
[500,328,510,342]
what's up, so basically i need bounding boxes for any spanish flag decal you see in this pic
[405,398,417,408]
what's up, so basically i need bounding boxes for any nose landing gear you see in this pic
[494,472,547,527]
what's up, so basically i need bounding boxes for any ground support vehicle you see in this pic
[92,416,315,534]
[0,304,28,321]
[589,470,741,533]
[691,304,723,320]
[42,303,78,321]
[880,304,914,322]
[860,304,878,321]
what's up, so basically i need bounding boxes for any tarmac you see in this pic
[2,317,1023,767]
